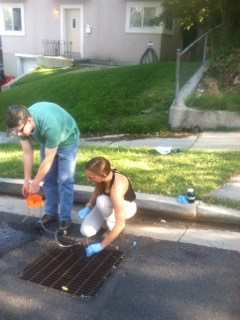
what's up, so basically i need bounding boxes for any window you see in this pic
[130,7,157,28]
[72,18,76,29]
[0,3,25,36]
[126,2,163,34]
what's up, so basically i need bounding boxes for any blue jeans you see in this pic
[40,144,78,221]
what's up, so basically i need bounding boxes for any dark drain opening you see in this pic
[20,245,124,297]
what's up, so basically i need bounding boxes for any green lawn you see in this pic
[185,51,240,112]
[2,143,240,210]
[186,91,240,112]
[0,63,176,135]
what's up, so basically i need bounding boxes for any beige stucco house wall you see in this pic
[0,0,182,77]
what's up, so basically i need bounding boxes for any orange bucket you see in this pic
[26,194,43,209]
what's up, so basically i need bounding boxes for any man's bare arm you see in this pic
[20,139,33,194]
[30,147,58,194]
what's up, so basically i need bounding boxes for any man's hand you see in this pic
[86,243,103,257]
[22,182,30,197]
[29,181,40,194]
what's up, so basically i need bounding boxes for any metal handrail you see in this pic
[175,23,222,99]
[180,24,222,56]
[42,40,72,59]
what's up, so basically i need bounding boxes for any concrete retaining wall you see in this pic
[37,56,73,68]
[169,64,240,130]
[169,103,240,130]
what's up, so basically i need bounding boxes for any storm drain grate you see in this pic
[20,245,124,297]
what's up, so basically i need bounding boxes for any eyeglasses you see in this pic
[18,119,28,134]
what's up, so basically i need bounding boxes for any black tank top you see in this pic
[103,169,136,202]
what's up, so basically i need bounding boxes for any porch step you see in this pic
[73,59,90,66]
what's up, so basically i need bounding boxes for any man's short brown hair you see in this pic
[6,105,30,137]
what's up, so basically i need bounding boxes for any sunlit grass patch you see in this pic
[2,143,240,210]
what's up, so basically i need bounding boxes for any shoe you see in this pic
[59,220,72,235]
[59,220,72,230]
[35,214,57,230]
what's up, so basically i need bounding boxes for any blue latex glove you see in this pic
[177,195,188,204]
[86,243,103,257]
[78,207,91,219]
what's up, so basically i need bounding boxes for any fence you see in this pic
[42,40,72,59]
[175,24,222,100]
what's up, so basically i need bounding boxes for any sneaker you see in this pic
[59,220,72,235]
[35,214,57,230]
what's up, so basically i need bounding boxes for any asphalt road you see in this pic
[0,212,240,320]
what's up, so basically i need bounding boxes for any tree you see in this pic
[159,0,240,31]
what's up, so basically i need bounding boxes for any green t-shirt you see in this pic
[21,102,80,149]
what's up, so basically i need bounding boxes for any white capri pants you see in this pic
[80,194,137,237]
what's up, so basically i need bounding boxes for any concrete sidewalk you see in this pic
[2,131,240,149]
[81,131,240,150]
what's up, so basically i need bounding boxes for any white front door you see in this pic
[66,9,80,57]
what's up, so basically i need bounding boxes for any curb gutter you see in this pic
[0,178,240,226]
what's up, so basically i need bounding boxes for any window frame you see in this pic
[126,2,163,34]
[126,1,174,35]
[0,3,25,36]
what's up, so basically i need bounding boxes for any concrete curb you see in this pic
[1,178,240,226]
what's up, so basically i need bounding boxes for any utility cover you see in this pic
[20,245,124,297]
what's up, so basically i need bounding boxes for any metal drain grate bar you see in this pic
[70,250,122,296]
[20,245,124,297]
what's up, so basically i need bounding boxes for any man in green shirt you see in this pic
[6,102,80,233]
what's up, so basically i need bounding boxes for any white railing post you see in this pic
[203,34,208,65]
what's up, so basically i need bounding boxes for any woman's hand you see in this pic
[78,207,91,219]
[86,243,103,257]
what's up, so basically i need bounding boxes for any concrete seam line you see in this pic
[195,201,200,218]
[177,224,190,242]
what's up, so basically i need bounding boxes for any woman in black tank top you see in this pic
[103,169,136,202]
[78,157,137,257]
